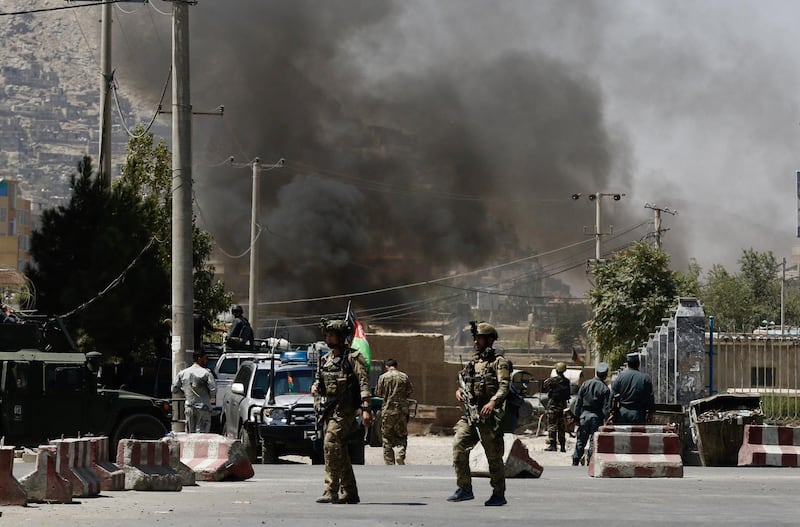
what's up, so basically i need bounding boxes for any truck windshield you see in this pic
[273,369,314,395]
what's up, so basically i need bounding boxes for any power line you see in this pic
[1,1,119,16]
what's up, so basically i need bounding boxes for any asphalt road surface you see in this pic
[5,462,800,526]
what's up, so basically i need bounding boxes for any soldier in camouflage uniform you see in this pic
[543,361,571,452]
[311,319,372,504]
[448,322,510,507]
[376,358,413,465]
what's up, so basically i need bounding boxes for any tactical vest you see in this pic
[467,354,503,405]
[318,352,360,410]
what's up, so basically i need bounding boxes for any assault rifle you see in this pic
[605,393,621,425]
[458,356,482,426]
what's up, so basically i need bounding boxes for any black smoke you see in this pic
[107,2,635,331]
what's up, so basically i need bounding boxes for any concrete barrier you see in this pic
[0,445,27,506]
[738,425,800,467]
[162,436,197,486]
[116,439,182,491]
[589,431,683,478]
[599,425,678,434]
[19,445,72,504]
[168,433,254,481]
[88,437,125,491]
[469,434,544,478]
[51,438,101,497]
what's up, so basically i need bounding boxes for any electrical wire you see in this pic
[147,0,172,16]
[111,67,171,138]
[1,1,118,16]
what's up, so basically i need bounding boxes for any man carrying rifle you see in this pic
[311,319,372,504]
[448,322,510,507]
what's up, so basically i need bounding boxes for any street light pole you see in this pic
[572,192,625,262]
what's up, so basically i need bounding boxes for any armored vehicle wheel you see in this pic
[112,414,168,457]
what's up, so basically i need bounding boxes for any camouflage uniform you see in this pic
[172,362,216,433]
[376,367,413,465]
[543,373,570,450]
[316,348,370,501]
[452,350,510,498]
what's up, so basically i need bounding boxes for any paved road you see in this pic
[5,463,800,526]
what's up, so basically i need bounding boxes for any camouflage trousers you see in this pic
[452,417,505,496]
[381,412,409,465]
[322,415,359,497]
[185,406,211,433]
[546,405,566,445]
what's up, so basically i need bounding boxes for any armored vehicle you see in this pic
[0,316,172,454]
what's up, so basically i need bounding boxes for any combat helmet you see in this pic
[231,304,244,315]
[475,322,498,338]
[320,318,353,338]
[555,361,567,373]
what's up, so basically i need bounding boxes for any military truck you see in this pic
[0,316,172,455]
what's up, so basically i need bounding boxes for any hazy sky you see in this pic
[73,1,800,306]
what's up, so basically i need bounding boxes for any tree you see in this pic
[26,129,230,361]
[553,303,590,351]
[586,242,678,369]
[26,156,170,358]
[699,264,750,332]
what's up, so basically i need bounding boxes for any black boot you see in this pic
[560,443,566,453]
[544,442,557,452]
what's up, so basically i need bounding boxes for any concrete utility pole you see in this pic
[99,1,112,183]
[572,192,625,262]
[248,159,260,338]
[644,203,677,250]
[170,0,194,432]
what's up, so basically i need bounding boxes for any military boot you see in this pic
[560,443,566,453]
[484,494,507,506]
[316,491,339,504]
[544,442,557,451]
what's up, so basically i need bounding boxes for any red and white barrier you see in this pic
[116,439,182,491]
[162,436,196,486]
[600,425,678,434]
[168,433,254,482]
[19,445,72,504]
[738,425,800,467]
[88,437,125,491]
[469,434,544,478]
[51,438,101,497]
[589,432,683,478]
[0,445,27,506]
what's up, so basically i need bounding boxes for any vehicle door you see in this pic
[38,362,93,439]
[224,362,254,435]
[0,360,39,445]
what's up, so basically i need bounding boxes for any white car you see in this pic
[221,358,277,462]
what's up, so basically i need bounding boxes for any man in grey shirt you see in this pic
[172,349,217,432]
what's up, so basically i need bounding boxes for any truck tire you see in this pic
[262,441,279,464]
[239,424,259,463]
[112,414,168,458]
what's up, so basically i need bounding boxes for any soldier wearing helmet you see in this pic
[312,318,371,504]
[448,321,510,507]
[543,361,571,452]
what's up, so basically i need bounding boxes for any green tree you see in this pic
[738,248,780,328]
[674,258,702,297]
[26,156,170,358]
[586,242,678,369]
[699,263,750,332]
[553,303,590,351]
[26,130,230,361]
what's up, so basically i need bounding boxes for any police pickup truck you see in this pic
[0,316,172,455]
[257,348,370,465]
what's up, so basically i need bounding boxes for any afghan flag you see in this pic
[351,320,372,372]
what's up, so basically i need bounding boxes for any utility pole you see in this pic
[248,159,260,338]
[571,192,625,262]
[170,0,195,432]
[98,1,112,183]
[644,203,677,250]
[781,257,786,335]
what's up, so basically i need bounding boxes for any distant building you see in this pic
[0,179,32,271]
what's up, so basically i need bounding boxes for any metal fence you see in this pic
[712,335,800,424]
